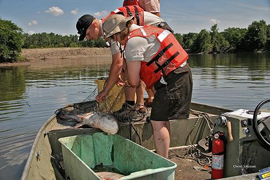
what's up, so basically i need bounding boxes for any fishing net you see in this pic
[55,78,149,124]
[90,78,149,122]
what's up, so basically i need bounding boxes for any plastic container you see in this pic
[59,133,177,180]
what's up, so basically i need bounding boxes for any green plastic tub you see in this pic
[59,133,177,180]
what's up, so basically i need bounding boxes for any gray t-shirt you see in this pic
[143,11,163,26]
[124,24,160,63]
[110,11,164,55]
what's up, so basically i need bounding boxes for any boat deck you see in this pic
[171,156,211,180]
[22,101,230,180]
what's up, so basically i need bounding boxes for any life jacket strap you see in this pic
[154,52,180,74]
[125,6,133,17]
[146,43,173,66]
[134,5,140,25]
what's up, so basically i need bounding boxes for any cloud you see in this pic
[28,31,35,35]
[28,20,38,26]
[210,19,220,24]
[94,10,108,17]
[45,6,64,16]
[71,8,79,15]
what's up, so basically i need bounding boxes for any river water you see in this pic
[0,53,270,179]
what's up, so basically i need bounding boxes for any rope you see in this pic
[128,121,142,145]
[186,109,214,145]
[190,109,214,132]
[82,87,97,102]
[171,145,212,167]
[108,87,125,113]
[97,78,126,114]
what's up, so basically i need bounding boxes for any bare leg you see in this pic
[135,80,145,108]
[123,65,137,102]
[145,88,154,103]
[145,87,155,107]
[165,121,170,133]
[125,86,137,101]
[151,120,170,158]
[151,87,157,94]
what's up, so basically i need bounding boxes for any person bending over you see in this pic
[102,14,192,158]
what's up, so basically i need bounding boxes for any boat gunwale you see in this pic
[21,101,230,180]
[21,113,58,180]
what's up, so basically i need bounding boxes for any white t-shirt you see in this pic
[109,11,164,55]
[124,24,160,63]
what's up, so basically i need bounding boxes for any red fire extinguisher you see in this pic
[212,132,226,179]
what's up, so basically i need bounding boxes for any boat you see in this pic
[21,83,270,180]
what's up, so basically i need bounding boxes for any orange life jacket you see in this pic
[123,0,140,7]
[126,26,188,89]
[102,5,144,26]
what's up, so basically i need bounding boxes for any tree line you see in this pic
[176,20,270,53]
[22,33,106,49]
[1,18,270,62]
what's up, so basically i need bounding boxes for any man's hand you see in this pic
[95,89,109,102]
[116,75,125,86]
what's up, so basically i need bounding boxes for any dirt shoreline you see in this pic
[0,47,111,67]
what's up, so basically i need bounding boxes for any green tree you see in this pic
[174,33,183,45]
[62,35,72,47]
[0,19,23,62]
[265,24,270,51]
[244,20,267,51]
[94,37,106,47]
[210,24,230,53]
[182,32,198,50]
[218,35,230,53]
[223,27,247,52]
[22,33,31,48]
[80,40,95,47]
[210,24,219,52]
[191,29,212,53]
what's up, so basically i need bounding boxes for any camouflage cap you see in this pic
[103,14,134,40]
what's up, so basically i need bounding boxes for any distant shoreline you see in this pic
[1,47,268,67]
[0,47,111,67]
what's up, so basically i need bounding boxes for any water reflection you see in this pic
[0,67,26,101]
[190,53,270,70]
[0,57,111,180]
[0,53,269,179]
[189,53,270,109]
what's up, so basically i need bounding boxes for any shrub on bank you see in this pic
[0,19,23,62]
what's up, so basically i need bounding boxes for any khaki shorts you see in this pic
[150,64,193,121]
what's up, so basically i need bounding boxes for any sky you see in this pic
[0,0,270,36]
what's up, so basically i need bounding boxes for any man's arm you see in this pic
[105,52,123,91]
[95,52,123,102]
